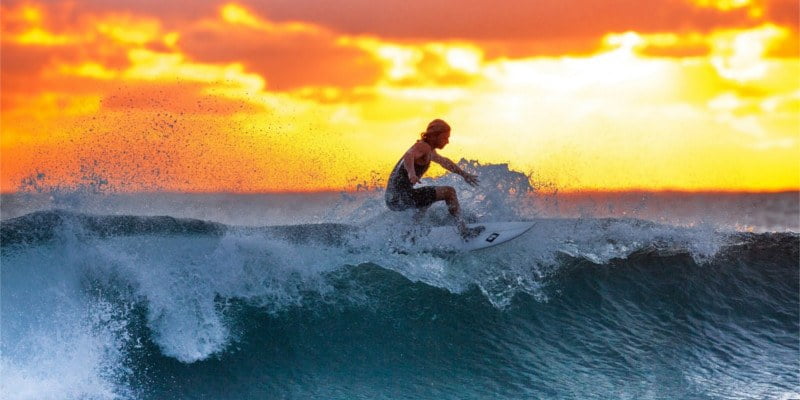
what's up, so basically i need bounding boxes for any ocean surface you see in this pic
[1,164,798,399]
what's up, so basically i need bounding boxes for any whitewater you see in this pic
[1,163,798,400]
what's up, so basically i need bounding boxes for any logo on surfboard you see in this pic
[485,233,499,242]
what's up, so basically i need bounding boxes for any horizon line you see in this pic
[2,188,799,196]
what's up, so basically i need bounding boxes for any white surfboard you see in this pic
[405,221,535,252]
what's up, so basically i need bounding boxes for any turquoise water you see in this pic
[1,209,797,399]
[2,165,798,399]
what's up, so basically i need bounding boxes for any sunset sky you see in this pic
[1,0,798,192]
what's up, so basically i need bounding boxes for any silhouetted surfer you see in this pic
[385,119,484,239]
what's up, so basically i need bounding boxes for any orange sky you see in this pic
[1,0,798,192]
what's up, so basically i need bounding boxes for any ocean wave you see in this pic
[1,206,797,399]
[7,254,794,399]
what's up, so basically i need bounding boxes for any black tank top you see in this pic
[387,157,430,193]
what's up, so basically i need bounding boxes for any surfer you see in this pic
[385,119,485,239]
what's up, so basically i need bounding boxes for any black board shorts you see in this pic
[385,186,438,211]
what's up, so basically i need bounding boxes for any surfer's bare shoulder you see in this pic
[406,140,432,159]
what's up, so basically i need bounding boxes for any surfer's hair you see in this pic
[420,119,450,142]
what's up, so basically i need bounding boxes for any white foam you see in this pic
[1,250,134,400]
[0,161,750,379]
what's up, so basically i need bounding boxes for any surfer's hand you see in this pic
[462,172,479,187]
[409,175,420,185]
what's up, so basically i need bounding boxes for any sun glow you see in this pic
[710,24,788,81]
[221,4,261,27]
[444,47,482,73]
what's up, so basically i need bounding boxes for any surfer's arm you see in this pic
[431,152,479,187]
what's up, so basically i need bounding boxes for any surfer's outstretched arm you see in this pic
[431,152,479,187]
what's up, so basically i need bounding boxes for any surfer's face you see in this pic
[434,132,450,149]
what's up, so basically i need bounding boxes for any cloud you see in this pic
[7,0,794,59]
[221,0,796,59]
[0,1,387,93]
[175,6,384,90]
[1,0,220,31]
[0,42,126,111]
[0,3,285,113]
[608,22,797,60]
[1,43,55,98]
[239,0,757,40]
[763,0,800,28]
[2,0,797,192]
[0,2,150,108]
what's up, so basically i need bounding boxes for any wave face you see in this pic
[1,208,797,400]
[1,164,798,399]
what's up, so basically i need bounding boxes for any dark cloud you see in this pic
[1,37,131,110]
[5,0,795,63]
[176,22,384,90]
[6,0,785,39]
[1,0,219,30]
[239,0,756,40]
[764,0,799,28]
[1,44,88,109]
[1,43,54,76]
[763,0,799,57]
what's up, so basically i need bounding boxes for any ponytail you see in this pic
[420,119,450,143]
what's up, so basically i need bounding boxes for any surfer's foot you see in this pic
[460,225,485,241]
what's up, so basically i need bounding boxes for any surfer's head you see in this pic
[421,119,451,149]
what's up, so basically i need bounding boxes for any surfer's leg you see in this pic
[435,186,468,234]
[411,187,438,213]
[434,186,460,216]
[434,186,484,240]
[402,189,435,243]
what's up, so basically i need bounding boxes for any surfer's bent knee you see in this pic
[435,186,456,201]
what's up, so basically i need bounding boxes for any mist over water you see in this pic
[4,160,797,232]
[1,162,798,399]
